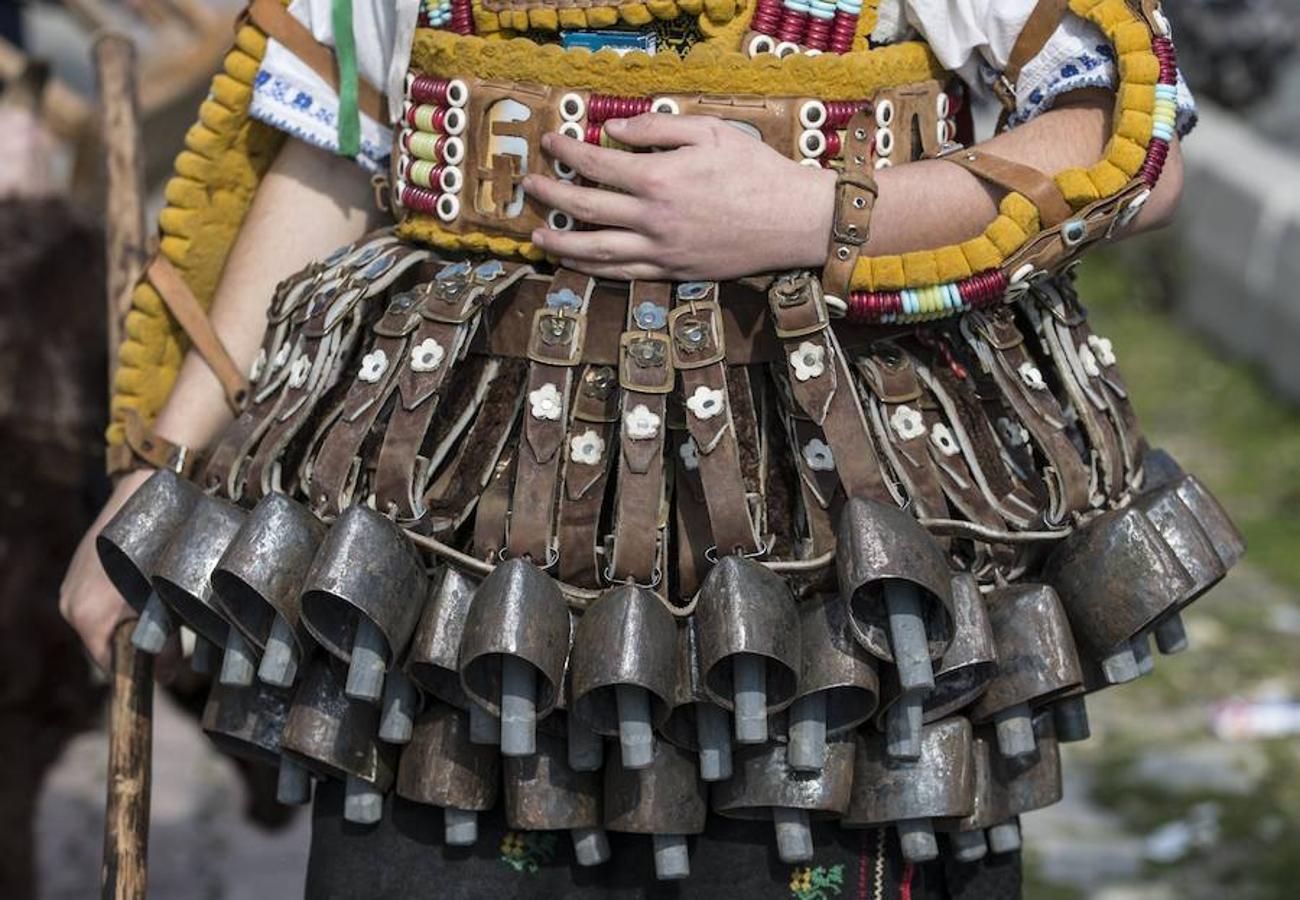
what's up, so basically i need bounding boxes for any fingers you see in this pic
[530,226,657,264]
[603,113,722,150]
[542,132,646,192]
[522,174,644,229]
[559,259,676,281]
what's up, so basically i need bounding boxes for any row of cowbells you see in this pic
[93,445,1241,878]
[199,655,1063,879]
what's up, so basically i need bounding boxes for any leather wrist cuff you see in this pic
[822,170,877,302]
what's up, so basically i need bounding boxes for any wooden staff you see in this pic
[94,33,153,900]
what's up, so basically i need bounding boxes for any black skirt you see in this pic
[305,780,1022,900]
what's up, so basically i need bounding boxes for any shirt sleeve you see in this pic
[248,0,412,172]
[903,0,1197,136]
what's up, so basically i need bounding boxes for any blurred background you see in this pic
[1,1,1297,898]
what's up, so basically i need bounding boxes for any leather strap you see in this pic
[997,0,1070,111]
[146,255,249,412]
[672,283,762,557]
[822,169,877,302]
[109,407,201,478]
[245,0,388,123]
[607,282,674,583]
[505,270,595,563]
[556,363,620,587]
[947,149,1073,228]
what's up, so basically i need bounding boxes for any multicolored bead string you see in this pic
[1143,36,1178,187]
[396,76,467,223]
[846,269,1009,324]
[749,0,861,55]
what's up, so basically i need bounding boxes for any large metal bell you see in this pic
[968,584,1082,762]
[985,712,1063,855]
[151,494,248,679]
[458,557,571,757]
[201,678,311,806]
[211,491,326,689]
[299,505,428,706]
[936,732,1011,862]
[395,703,500,846]
[779,593,879,773]
[695,555,802,746]
[503,730,610,867]
[570,584,677,770]
[282,653,397,825]
[96,468,201,611]
[844,717,975,863]
[1044,505,1192,667]
[405,566,479,707]
[658,617,734,782]
[605,739,707,880]
[835,496,955,663]
[711,737,854,864]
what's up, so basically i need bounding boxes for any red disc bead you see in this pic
[829,11,858,54]
[820,129,841,158]
[825,100,867,127]
[805,19,831,51]
[752,0,783,33]
[585,123,604,144]
[777,9,809,44]
[401,184,443,215]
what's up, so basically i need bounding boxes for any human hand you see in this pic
[59,468,180,679]
[523,113,837,282]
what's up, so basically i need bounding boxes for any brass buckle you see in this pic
[768,272,829,339]
[528,307,587,366]
[619,332,675,393]
[668,301,726,369]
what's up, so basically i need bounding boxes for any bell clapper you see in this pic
[259,614,300,687]
[500,655,538,756]
[987,818,1022,854]
[651,833,690,880]
[131,591,174,654]
[884,690,925,761]
[773,807,814,863]
[787,692,828,772]
[694,702,733,781]
[1100,643,1140,684]
[615,684,655,769]
[219,628,258,687]
[343,774,383,825]
[190,631,220,675]
[444,806,478,846]
[468,700,501,745]
[884,581,933,760]
[378,670,419,744]
[1052,694,1091,742]
[1132,632,1155,676]
[346,616,388,703]
[993,702,1037,760]
[732,653,768,744]
[276,755,312,806]
[571,827,611,867]
[897,817,939,862]
[949,828,988,863]
[567,711,605,772]
[1153,612,1189,655]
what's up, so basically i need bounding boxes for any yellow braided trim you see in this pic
[408,27,940,98]
[107,21,286,448]
[850,0,1158,292]
[472,0,744,37]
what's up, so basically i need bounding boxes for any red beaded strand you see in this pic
[751,0,783,34]
[829,10,858,54]
[408,76,453,106]
[448,0,474,34]
[400,184,443,215]
[805,17,832,51]
[825,100,868,128]
[587,94,653,123]
[777,8,810,45]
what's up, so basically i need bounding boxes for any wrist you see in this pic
[791,165,838,269]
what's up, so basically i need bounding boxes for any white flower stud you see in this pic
[1087,334,1116,367]
[569,429,605,465]
[997,417,1030,448]
[685,385,725,421]
[790,340,826,382]
[248,349,267,382]
[409,337,446,373]
[890,405,927,442]
[802,438,835,472]
[929,422,960,457]
[1078,343,1101,378]
[624,403,661,440]
[358,348,389,384]
[678,438,700,471]
[529,382,564,421]
[273,342,291,369]
[1018,361,1047,391]
[288,353,311,389]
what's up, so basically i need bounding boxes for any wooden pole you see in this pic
[94,33,146,376]
[94,33,154,900]
[100,621,154,900]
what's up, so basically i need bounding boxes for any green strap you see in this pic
[331,0,360,158]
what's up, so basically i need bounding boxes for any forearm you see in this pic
[151,139,379,451]
[830,90,1183,260]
